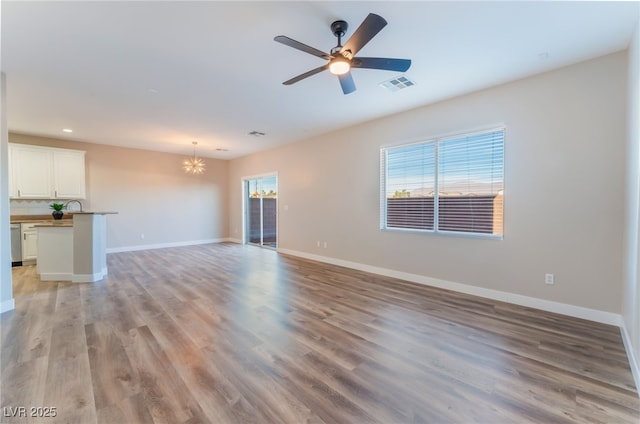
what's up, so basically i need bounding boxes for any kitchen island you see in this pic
[36,212,117,282]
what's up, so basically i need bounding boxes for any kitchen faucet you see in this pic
[64,199,84,212]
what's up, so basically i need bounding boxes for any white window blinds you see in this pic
[382,128,504,238]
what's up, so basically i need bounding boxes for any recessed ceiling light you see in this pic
[216,148,229,152]
[62,128,73,133]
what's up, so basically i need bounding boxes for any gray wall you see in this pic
[229,52,627,315]
[1,73,14,313]
[622,22,640,388]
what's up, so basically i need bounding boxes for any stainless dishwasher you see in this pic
[11,223,22,266]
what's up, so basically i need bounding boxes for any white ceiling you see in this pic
[2,1,638,159]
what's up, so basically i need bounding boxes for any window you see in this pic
[381,128,504,238]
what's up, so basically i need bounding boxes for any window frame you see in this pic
[380,127,505,240]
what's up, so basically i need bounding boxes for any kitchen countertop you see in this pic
[72,212,118,215]
[34,221,73,227]
[11,214,73,224]
[10,212,117,224]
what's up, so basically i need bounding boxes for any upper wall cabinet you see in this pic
[9,144,52,198]
[52,149,86,199]
[9,143,86,199]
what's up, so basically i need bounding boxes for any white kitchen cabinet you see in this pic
[53,150,86,199]
[10,144,53,199]
[21,223,39,263]
[9,143,86,199]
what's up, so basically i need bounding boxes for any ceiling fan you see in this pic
[274,13,411,95]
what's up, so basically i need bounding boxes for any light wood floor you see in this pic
[2,243,639,423]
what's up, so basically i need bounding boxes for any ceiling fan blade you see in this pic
[340,13,387,58]
[352,57,411,72]
[274,35,331,59]
[338,71,356,94]
[283,64,329,85]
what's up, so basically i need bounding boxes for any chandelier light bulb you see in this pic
[183,141,205,174]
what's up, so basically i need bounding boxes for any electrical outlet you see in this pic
[316,241,321,247]
[323,242,328,248]
[140,233,145,240]
[545,273,554,285]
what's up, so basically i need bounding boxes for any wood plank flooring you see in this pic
[1,242,639,423]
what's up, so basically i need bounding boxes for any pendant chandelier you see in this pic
[183,141,205,174]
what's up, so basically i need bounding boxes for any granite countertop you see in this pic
[10,214,73,224]
[34,221,74,228]
[11,212,118,224]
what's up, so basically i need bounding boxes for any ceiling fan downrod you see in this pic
[330,20,348,56]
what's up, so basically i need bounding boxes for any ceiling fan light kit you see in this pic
[329,56,350,75]
[275,13,411,95]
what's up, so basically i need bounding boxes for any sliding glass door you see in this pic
[244,175,277,248]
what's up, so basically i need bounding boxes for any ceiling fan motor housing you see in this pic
[331,20,348,38]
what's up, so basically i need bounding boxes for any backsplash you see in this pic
[10,199,88,215]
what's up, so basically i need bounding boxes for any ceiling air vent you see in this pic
[380,76,415,92]
[248,131,266,137]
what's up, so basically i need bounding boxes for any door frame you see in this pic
[241,172,278,249]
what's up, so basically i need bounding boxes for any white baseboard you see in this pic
[0,298,15,314]
[106,238,231,254]
[39,272,73,282]
[72,268,108,283]
[621,321,640,394]
[277,248,622,327]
